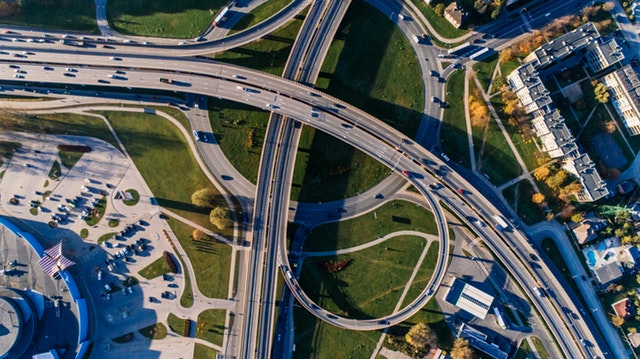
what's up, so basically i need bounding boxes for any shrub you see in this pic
[163,251,178,274]
[318,259,352,273]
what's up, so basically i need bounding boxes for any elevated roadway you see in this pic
[0,50,614,357]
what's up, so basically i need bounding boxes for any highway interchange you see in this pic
[0,0,628,358]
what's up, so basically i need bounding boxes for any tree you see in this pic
[533,166,551,181]
[571,213,585,223]
[546,170,569,191]
[192,229,206,241]
[612,315,625,327]
[451,338,475,359]
[191,188,219,209]
[210,207,233,230]
[602,2,614,11]
[561,182,583,195]
[474,0,490,15]
[499,48,514,64]
[531,193,545,204]
[434,3,445,16]
[405,322,435,350]
[594,82,610,103]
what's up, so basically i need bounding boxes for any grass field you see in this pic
[166,217,231,299]
[207,98,270,184]
[291,0,423,202]
[514,339,533,359]
[490,96,549,171]
[138,256,173,280]
[0,0,98,33]
[138,323,167,340]
[0,141,21,167]
[293,307,382,358]
[530,337,551,359]
[0,112,119,151]
[167,313,189,336]
[303,200,437,252]
[388,242,454,350]
[106,0,220,38]
[291,127,390,202]
[472,53,499,93]
[440,69,470,167]
[475,117,522,186]
[300,235,430,319]
[193,344,218,359]
[228,0,293,35]
[196,309,226,346]
[315,0,424,137]
[101,111,231,235]
[216,14,305,76]
[502,180,546,225]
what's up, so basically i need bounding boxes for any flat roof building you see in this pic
[585,38,624,73]
[507,22,610,202]
[602,64,640,136]
[457,323,510,359]
[445,278,494,320]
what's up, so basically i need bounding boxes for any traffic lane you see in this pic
[0,59,608,354]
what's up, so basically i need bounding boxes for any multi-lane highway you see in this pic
[0,50,614,357]
[0,0,626,356]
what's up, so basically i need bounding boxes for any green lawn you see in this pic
[476,117,522,186]
[97,232,117,245]
[228,0,293,35]
[58,150,84,170]
[440,69,470,167]
[138,323,168,340]
[407,0,469,39]
[0,0,98,33]
[300,236,430,319]
[106,0,220,38]
[0,112,119,151]
[166,217,231,299]
[291,127,390,202]
[123,189,140,206]
[515,338,533,359]
[531,337,551,359]
[193,344,218,359]
[138,256,173,280]
[490,96,549,171]
[207,98,270,184]
[216,14,305,76]
[101,111,231,235]
[293,307,382,359]
[291,0,423,202]
[85,196,107,226]
[304,200,437,252]
[502,180,546,225]
[167,313,190,336]
[196,309,226,346]
[316,0,424,137]
[472,53,499,93]
[0,141,21,159]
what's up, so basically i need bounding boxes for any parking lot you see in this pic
[0,132,192,357]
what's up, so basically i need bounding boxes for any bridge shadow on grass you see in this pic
[107,0,222,17]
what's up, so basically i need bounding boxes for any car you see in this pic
[107,74,115,78]
[440,152,450,162]
[277,334,282,342]
[430,70,438,77]
[109,56,120,61]
[232,74,246,79]
[63,73,75,77]
[143,41,151,45]
[457,188,464,194]
[402,170,410,177]
[65,67,76,72]
[8,65,19,69]
[266,103,280,109]
[98,79,109,84]
[374,193,384,199]
[178,41,186,45]
[13,74,23,78]
[26,38,34,42]
[431,96,438,103]
[42,66,53,71]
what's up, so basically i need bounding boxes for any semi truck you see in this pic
[493,215,509,231]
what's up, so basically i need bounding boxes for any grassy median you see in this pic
[228,0,294,35]
[107,0,219,38]
[303,200,437,252]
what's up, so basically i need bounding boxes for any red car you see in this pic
[402,170,410,177]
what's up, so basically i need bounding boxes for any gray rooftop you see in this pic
[569,153,609,202]
[458,323,509,359]
[537,111,577,158]
[585,38,624,73]
[529,22,600,69]
[594,261,623,285]
[615,64,640,116]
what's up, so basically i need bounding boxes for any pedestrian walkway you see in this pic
[301,230,436,257]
